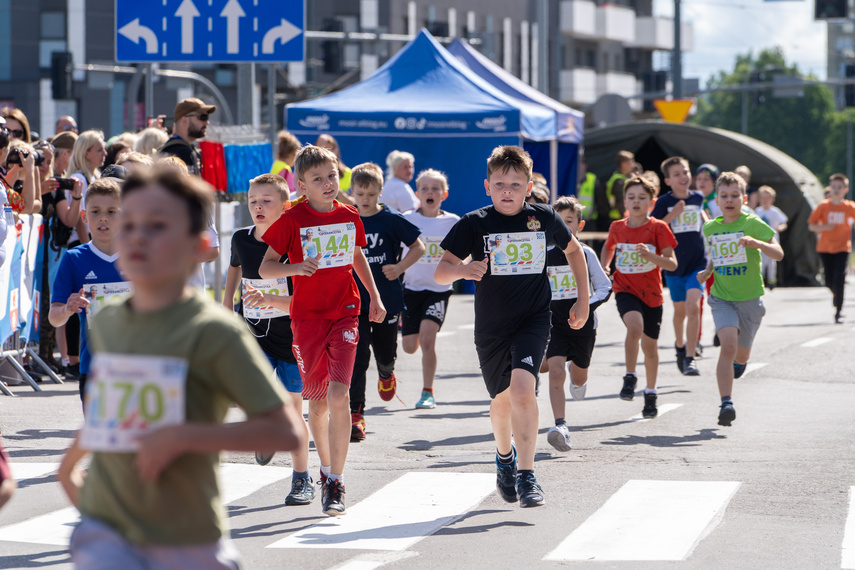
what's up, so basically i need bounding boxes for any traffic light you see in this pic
[845,64,855,107]
[815,0,847,19]
[51,52,73,100]
[750,72,765,107]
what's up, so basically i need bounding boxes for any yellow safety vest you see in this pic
[578,172,597,219]
[605,172,625,220]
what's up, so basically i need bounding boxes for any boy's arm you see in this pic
[49,288,90,327]
[242,283,292,312]
[659,200,684,225]
[585,249,613,304]
[134,402,308,483]
[808,221,834,233]
[739,235,784,261]
[599,244,615,276]
[637,244,678,271]
[223,266,242,311]
[353,247,387,323]
[563,238,590,329]
[434,251,488,284]
[382,238,425,281]
[58,434,89,508]
[258,246,319,278]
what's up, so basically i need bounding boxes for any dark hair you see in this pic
[104,142,131,168]
[554,195,584,218]
[486,145,533,181]
[623,175,657,198]
[122,167,213,234]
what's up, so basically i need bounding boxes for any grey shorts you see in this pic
[70,517,241,570]
[708,295,766,350]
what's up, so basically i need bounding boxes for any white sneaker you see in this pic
[547,424,572,452]
[567,363,587,401]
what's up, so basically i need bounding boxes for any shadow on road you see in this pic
[0,550,70,568]
[600,428,726,447]
[434,508,534,535]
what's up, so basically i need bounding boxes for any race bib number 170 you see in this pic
[301,223,356,268]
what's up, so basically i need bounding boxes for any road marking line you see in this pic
[268,472,494,551]
[457,323,475,330]
[626,403,682,423]
[801,337,833,348]
[0,463,291,546]
[329,551,419,570]
[9,463,60,482]
[544,480,741,561]
[843,487,855,569]
[744,362,767,376]
[436,331,456,338]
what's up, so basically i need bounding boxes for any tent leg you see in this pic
[549,139,558,203]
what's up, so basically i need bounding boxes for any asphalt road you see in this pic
[1,282,854,569]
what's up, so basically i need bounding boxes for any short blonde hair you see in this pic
[118,151,154,168]
[156,155,190,175]
[85,177,122,207]
[757,185,776,198]
[416,169,449,193]
[294,145,337,181]
[250,172,290,201]
[715,171,747,194]
[351,162,384,191]
[134,127,169,156]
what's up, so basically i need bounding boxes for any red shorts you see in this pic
[292,316,359,400]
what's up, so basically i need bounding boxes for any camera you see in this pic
[54,177,75,191]
[6,147,47,167]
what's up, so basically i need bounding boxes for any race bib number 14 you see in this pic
[489,232,546,276]
[301,223,356,268]
[547,266,578,300]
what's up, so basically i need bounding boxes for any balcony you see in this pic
[632,17,694,51]
[560,0,597,38]
[559,68,597,104]
[596,4,636,43]
[596,71,643,109]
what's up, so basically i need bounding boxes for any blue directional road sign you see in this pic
[116,0,304,62]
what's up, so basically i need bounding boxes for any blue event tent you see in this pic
[447,39,585,201]
[286,29,558,216]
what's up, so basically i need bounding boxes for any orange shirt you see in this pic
[605,217,677,307]
[808,199,855,253]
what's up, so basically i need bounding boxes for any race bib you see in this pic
[80,353,187,452]
[242,277,289,319]
[489,232,546,276]
[85,282,133,328]
[300,223,356,269]
[709,232,747,267]
[417,237,445,265]
[615,243,656,274]
[4,206,13,226]
[669,205,702,233]
[547,266,578,300]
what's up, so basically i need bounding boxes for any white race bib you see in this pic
[80,354,187,452]
[242,277,289,319]
[417,237,445,265]
[85,282,133,329]
[669,205,702,233]
[547,266,578,300]
[615,243,656,274]
[489,232,546,276]
[300,222,356,269]
[709,232,747,267]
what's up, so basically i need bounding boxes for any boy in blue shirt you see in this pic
[348,163,424,440]
[49,178,130,403]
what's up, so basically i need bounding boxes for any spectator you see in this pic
[50,132,77,176]
[1,107,32,143]
[0,120,8,269]
[316,134,352,193]
[115,151,154,175]
[273,130,300,197]
[134,127,169,157]
[103,142,130,169]
[158,97,216,176]
[68,130,107,245]
[735,165,759,208]
[383,150,419,213]
[55,115,78,135]
[2,138,41,215]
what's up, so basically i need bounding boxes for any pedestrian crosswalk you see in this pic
[2,462,852,567]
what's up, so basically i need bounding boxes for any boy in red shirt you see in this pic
[808,173,855,324]
[260,145,386,516]
[600,176,678,418]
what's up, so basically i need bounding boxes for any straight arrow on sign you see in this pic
[175,0,200,54]
[221,0,246,55]
[118,18,159,54]
[262,18,301,54]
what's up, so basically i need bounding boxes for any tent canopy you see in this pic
[584,120,822,286]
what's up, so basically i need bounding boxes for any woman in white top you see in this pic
[67,130,107,245]
[383,150,419,213]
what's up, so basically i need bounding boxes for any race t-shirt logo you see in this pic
[526,216,541,231]
[343,329,357,344]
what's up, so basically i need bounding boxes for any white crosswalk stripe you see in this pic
[625,403,683,423]
[842,487,855,569]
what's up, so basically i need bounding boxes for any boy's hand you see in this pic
[671,200,685,216]
[382,263,404,281]
[697,267,712,284]
[463,259,489,281]
[241,284,266,309]
[738,236,761,249]
[635,243,653,259]
[368,297,387,323]
[567,301,590,330]
[296,253,322,276]
[134,427,184,483]
[66,288,90,315]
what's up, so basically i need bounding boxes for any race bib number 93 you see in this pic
[489,232,546,275]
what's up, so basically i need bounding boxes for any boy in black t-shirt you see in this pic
[348,163,424,440]
[435,146,590,508]
[223,173,314,506]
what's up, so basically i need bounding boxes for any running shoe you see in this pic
[733,361,747,379]
[642,392,658,418]
[695,342,704,358]
[675,344,686,374]
[350,412,366,442]
[415,390,435,409]
[713,334,721,347]
[378,373,397,402]
[718,401,736,426]
[567,363,587,400]
[620,374,637,401]
[321,478,346,516]
[255,451,274,466]
[285,476,315,506]
[835,311,844,324]
[495,447,518,503]
[516,471,545,508]
[683,356,700,376]
[547,424,572,452]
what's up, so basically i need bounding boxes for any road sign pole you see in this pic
[145,64,155,120]
[237,63,255,125]
[268,64,277,145]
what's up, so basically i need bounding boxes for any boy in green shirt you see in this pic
[697,172,783,427]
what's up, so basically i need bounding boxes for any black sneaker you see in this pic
[64,363,80,382]
[254,451,274,466]
[495,448,518,503]
[683,356,700,376]
[620,374,637,401]
[718,401,736,426]
[835,312,844,324]
[285,476,315,506]
[516,471,545,508]
[642,392,658,418]
[733,361,747,379]
[321,478,346,516]
[675,344,686,374]
[713,334,720,347]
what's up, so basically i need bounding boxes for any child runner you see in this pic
[259,145,386,516]
[223,173,315,506]
[49,178,130,404]
[600,176,678,418]
[348,162,424,440]
[435,146,590,508]
[57,168,307,569]
[697,172,783,425]
[545,196,611,452]
[651,156,709,376]
[754,185,788,289]
[808,173,855,323]
[402,169,460,409]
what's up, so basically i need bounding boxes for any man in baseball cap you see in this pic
[157,97,216,176]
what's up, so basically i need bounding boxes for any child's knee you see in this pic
[401,335,418,354]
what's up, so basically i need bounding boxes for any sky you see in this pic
[653,0,828,84]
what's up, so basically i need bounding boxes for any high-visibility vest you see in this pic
[605,172,625,220]
[578,172,597,219]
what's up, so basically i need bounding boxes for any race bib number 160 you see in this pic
[709,232,747,267]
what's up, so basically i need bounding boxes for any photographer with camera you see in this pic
[1,107,32,143]
[1,135,41,217]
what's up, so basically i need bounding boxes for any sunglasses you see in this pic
[62,125,78,132]
[187,113,210,122]
[8,129,24,138]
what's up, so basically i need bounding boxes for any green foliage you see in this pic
[691,48,842,182]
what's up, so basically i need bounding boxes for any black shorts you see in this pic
[474,314,550,398]
[546,327,596,369]
[402,289,453,336]
[615,292,663,340]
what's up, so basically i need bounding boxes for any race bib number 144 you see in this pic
[301,223,356,268]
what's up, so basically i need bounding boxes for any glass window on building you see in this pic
[41,12,66,39]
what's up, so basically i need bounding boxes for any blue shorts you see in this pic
[265,355,303,394]
[665,272,704,303]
